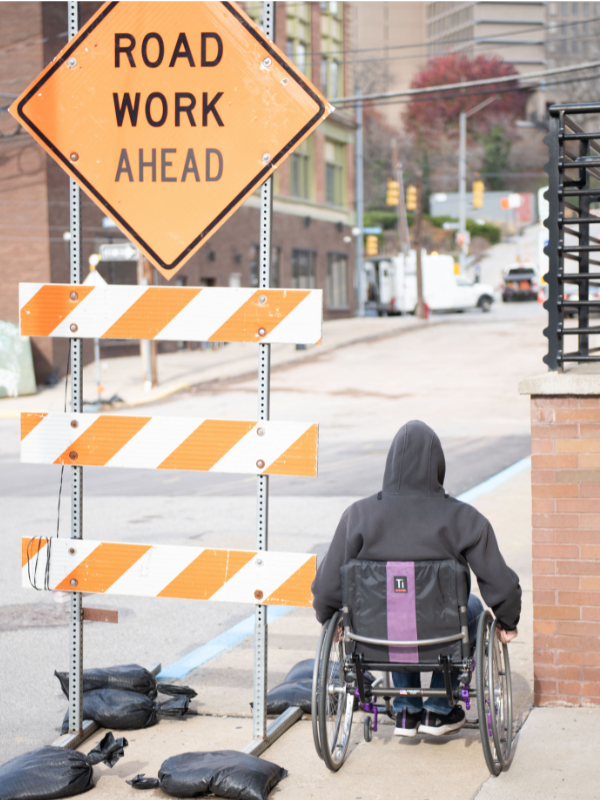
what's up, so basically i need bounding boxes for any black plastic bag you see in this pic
[55,665,196,700]
[127,751,286,800]
[60,689,190,734]
[0,732,127,800]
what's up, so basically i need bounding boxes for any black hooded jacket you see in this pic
[312,420,522,630]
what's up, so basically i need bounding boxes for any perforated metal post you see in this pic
[67,0,83,735]
[253,0,274,742]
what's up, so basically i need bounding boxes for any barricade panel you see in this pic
[21,538,316,607]
[20,413,318,476]
[19,285,323,344]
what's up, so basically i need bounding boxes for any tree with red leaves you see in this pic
[403,53,530,191]
[404,53,529,138]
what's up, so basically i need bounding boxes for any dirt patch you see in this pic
[0,603,70,630]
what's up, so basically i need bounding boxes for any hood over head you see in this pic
[382,420,446,495]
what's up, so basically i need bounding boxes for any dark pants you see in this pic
[392,594,484,715]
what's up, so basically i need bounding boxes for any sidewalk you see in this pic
[0,315,437,417]
[67,466,595,800]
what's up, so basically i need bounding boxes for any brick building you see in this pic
[0,1,356,383]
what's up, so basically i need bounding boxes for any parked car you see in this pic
[563,282,600,317]
[501,264,540,302]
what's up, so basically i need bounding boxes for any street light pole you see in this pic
[458,95,498,275]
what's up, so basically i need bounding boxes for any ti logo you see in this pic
[394,576,407,593]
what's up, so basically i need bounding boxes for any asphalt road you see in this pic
[0,298,545,761]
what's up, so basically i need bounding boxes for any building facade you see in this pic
[0,1,356,384]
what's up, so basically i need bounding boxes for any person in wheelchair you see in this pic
[312,420,521,739]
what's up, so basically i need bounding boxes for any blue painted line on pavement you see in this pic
[157,606,292,681]
[457,456,531,505]
[158,455,532,681]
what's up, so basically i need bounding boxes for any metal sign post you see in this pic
[254,0,273,743]
[67,0,83,735]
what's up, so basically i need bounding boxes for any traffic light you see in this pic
[406,184,417,211]
[386,179,400,206]
[472,180,485,209]
[365,235,379,256]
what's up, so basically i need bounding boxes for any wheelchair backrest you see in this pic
[340,559,469,664]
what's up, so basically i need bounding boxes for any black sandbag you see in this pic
[266,679,312,714]
[60,689,190,734]
[55,665,196,700]
[282,659,314,683]
[127,750,286,800]
[0,732,127,800]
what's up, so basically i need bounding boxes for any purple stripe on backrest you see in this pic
[386,561,418,663]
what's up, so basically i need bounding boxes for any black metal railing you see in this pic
[544,103,600,370]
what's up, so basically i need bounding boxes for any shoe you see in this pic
[393,709,421,737]
[419,706,465,736]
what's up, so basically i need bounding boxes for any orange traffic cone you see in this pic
[538,288,545,304]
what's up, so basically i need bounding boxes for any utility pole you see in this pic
[391,140,409,257]
[458,110,467,274]
[355,88,364,316]
[415,174,425,320]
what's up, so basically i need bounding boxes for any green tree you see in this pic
[479,124,511,190]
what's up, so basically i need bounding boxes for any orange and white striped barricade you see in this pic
[22,538,316,608]
[21,413,318,476]
[19,285,322,345]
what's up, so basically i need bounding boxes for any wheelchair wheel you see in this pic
[363,716,373,742]
[476,611,513,776]
[317,611,354,771]
[311,622,328,760]
[489,619,513,767]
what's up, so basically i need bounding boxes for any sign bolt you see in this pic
[256,459,265,469]
[68,57,77,68]
[69,451,78,461]
[70,579,78,587]
[258,327,266,336]
[262,153,270,163]
[68,547,76,555]
[258,294,267,305]
[256,558,263,566]
[262,57,271,68]
[70,152,79,162]
[254,589,264,600]
[70,420,78,429]
[257,427,265,437]
[70,323,78,332]
[70,291,78,301]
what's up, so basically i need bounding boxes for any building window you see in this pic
[326,253,348,308]
[291,137,312,199]
[286,2,311,78]
[249,244,281,287]
[320,1,343,96]
[291,248,317,288]
[325,139,345,206]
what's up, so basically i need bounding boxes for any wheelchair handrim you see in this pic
[488,620,513,766]
[312,623,328,760]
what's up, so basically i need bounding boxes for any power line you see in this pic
[332,59,600,105]
[305,14,600,58]
[356,69,600,112]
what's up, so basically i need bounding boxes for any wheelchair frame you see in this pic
[312,606,513,777]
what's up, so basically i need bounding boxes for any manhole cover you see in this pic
[0,603,70,630]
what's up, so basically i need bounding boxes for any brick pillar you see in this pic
[530,394,600,707]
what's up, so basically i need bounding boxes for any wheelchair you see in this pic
[311,559,513,776]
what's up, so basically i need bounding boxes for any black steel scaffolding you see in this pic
[544,103,600,371]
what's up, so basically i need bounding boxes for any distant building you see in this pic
[0,1,357,384]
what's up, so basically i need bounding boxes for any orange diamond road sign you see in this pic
[9,2,331,279]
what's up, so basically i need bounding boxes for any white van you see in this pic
[364,251,495,315]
